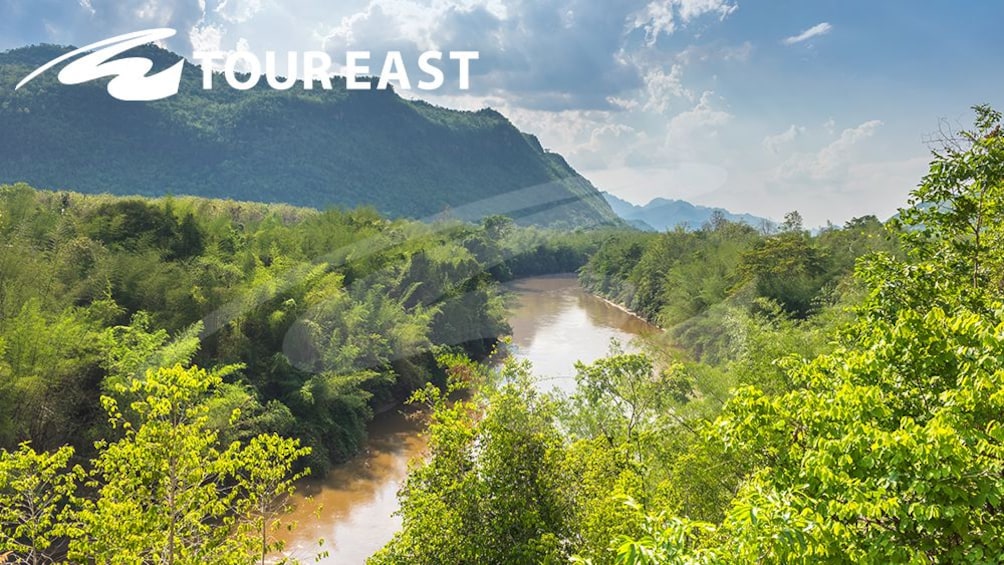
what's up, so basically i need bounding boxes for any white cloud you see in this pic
[672,91,731,129]
[762,124,804,155]
[417,92,631,170]
[642,64,692,113]
[320,0,476,51]
[676,41,752,64]
[776,119,883,183]
[675,0,737,22]
[664,91,732,160]
[23,0,209,52]
[588,123,636,146]
[632,1,676,46]
[703,154,928,227]
[584,163,730,204]
[630,0,737,46]
[0,0,945,229]
[783,22,832,45]
[133,0,179,23]
[607,96,641,111]
[189,22,224,53]
[188,25,257,71]
[215,0,263,24]
[816,120,883,173]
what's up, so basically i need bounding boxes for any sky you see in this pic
[2,0,1003,226]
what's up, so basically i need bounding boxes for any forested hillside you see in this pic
[0,44,618,228]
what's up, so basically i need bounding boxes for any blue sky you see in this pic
[3,0,1003,225]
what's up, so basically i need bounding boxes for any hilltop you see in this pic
[0,43,618,228]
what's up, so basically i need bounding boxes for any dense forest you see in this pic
[371,106,1004,564]
[0,183,618,468]
[0,44,618,228]
[578,208,896,363]
[3,106,1004,564]
[0,179,618,562]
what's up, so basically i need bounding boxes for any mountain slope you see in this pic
[0,44,618,228]
[602,192,771,231]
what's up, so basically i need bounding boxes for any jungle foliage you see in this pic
[0,179,617,562]
[375,106,1004,564]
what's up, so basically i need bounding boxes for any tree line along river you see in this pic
[278,274,659,564]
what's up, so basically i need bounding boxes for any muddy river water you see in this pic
[278,275,658,563]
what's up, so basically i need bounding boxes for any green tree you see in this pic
[613,105,1004,564]
[227,433,311,565]
[70,364,309,565]
[898,104,1004,292]
[779,210,804,233]
[739,231,828,318]
[371,357,569,564]
[0,443,80,564]
[563,346,676,458]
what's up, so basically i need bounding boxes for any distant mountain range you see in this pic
[0,44,618,228]
[601,192,772,232]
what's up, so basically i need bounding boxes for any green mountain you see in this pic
[0,44,618,227]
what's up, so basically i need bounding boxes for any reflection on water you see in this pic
[278,408,426,564]
[278,274,656,564]
[505,274,658,395]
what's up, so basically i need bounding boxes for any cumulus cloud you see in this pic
[584,162,730,204]
[189,22,224,52]
[631,1,676,46]
[762,124,804,155]
[776,119,883,183]
[311,0,654,109]
[1,0,929,226]
[699,155,924,227]
[783,22,832,45]
[665,90,732,159]
[0,0,744,111]
[0,0,207,52]
[215,0,263,23]
[642,64,692,113]
[630,0,738,46]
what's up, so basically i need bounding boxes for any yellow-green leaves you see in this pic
[70,364,309,565]
[692,306,1004,562]
[0,443,80,563]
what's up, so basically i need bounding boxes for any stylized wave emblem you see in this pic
[15,28,184,102]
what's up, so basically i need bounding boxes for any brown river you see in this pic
[278,274,658,563]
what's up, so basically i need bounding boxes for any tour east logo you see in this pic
[15,28,479,102]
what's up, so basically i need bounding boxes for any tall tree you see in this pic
[70,364,308,565]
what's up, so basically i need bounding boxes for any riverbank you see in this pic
[593,293,664,331]
[277,274,660,564]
